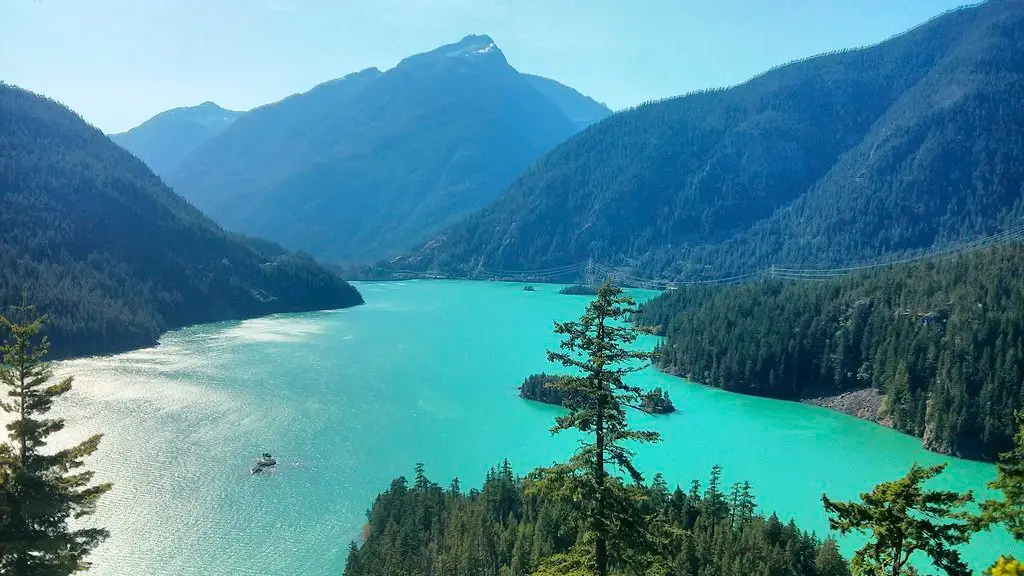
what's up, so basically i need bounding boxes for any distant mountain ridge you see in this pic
[150,34,608,266]
[0,83,362,359]
[522,74,611,130]
[110,101,241,177]
[377,1,1024,281]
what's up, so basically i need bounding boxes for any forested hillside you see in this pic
[343,463,849,576]
[166,35,604,266]
[379,0,1024,281]
[110,101,242,177]
[637,244,1024,460]
[0,84,363,358]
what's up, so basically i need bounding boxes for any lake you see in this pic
[56,280,1018,575]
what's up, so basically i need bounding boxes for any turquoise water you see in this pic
[55,280,1017,575]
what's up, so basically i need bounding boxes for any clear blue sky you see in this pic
[1,0,970,133]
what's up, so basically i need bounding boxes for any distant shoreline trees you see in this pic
[638,245,1024,461]
[519,373,676,414]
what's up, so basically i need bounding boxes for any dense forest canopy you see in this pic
[166,35,609,267]
[0,83,362,359]
[343,463,851,576]
[377,0,1024,282]
[637,244,1024,460]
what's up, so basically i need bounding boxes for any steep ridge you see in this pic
[379,1,1024,281]
[0,84,362,359]
[110,101,242,178]
[167,35,594,266]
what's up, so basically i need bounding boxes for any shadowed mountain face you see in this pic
[162,35,605,266]
[381,1,1024,281]
[110,101,242,177]
[0,83,362,359]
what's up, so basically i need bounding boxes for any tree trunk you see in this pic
[595,388,606,576]
[18,347,27,466]
[594,317,607,576]
[891,540,903,576]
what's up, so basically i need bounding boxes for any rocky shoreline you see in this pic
[800,388,891,427]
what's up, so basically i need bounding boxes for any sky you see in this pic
[1,0,972,133]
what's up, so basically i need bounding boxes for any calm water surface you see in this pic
[56,280,1018,575]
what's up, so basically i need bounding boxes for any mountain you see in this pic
[110,101,242,177]
[637,243,1024,461]
[522,74,611,129]
[166,35,603,266]
[379,1,1024,281]
[0,83,363,359]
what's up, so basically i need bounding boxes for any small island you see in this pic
[558,284,598,296]
[522,285,536,292]
[519,373,676,414]
[639,387,675,414]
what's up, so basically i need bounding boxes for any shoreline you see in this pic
[799,388,890,427]
[656,365,990,463]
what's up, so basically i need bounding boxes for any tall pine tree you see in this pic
[0,306,111,574]
[541,280,660,576]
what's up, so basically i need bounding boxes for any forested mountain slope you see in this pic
[637,244,1024,461]
[110,101,241,178]
[167,35,598,266]
[380,0,1024,280]
[0,84,362,358]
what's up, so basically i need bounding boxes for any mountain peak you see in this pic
[397,34,507,69]
[448,34,500,58]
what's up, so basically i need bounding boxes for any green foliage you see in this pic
[986,556,1024,576]
[543,281,660,575]
[979,412,1024,572]
[519,374,675,415]
[637,245,1024,460]
[0,307,112,574]
[639,387,675,415]
[344,463,852,576]
[168,36,598,266]
[383,1,1024,282]
[822,463,976,576]
[979,412,1024,539]
[0,83,363,359]
[559,285,600,296]
[519,373,571,405]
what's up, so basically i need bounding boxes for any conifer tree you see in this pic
[0,306,112,575]
[542,280,660,576]
[980,411,1024,538]
[822,463,976,576]
[979,412,1024,575]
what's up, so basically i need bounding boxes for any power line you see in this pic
[381,222,1024,289]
